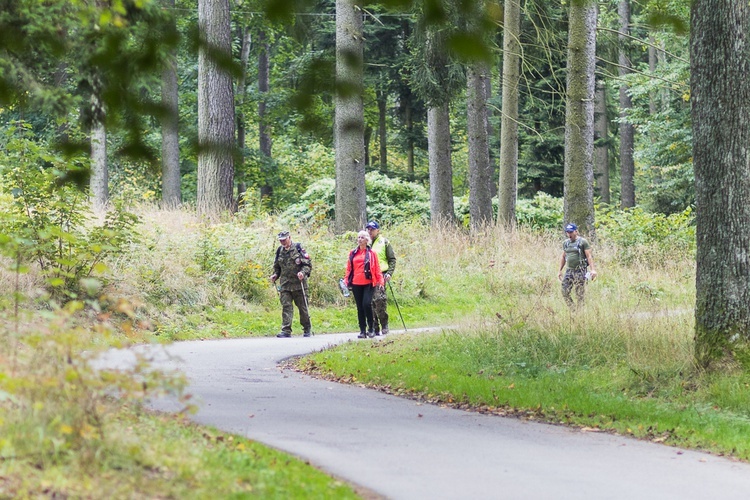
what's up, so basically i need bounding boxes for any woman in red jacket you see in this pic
[344,230,384,338]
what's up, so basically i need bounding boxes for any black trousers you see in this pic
[351,284,375,333]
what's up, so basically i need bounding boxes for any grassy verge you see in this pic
[0,403,358,498]
[301,309,750,461]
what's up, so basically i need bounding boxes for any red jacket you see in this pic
[345,246,384,287]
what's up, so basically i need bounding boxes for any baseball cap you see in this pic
[277,230,290,240]
[365,221,379,230]
[564,223,577,232]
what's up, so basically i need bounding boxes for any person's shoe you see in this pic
[357,332,367,339]
[373,329,381,336]
[382,327,389,335]
[367,330,375,338]
[276,332,291,338]
[303,331,312,337]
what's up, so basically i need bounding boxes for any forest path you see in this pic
[102,330,750,499]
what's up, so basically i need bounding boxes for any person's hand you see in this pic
[297,271,305,280]
[385,274,391,283]
[557,271,563,281]
[589,270,597,281]
[270,274,277,283]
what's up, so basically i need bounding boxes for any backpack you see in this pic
[564,238,589,269]
[276,242,312,273]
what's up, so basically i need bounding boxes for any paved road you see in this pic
[102,331,750,499]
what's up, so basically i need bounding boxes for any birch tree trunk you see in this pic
[618,0,635,208]
[197,0,235,218]
[692,0,750,367]
[467,62,493,229]
[161,0,181,209]
[428,104,455,225]
[90,87,108,214]
[498,0,521,226]
[334,0,366,233]
[563,0,597,237]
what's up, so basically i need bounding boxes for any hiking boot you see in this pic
[303,331,312,337]
[382,327,389,335]
[374,329,381,336]
[276,332,291,338]
[367,330,375,338]
[357,332,367,339]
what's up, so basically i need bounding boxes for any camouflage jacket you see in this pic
[273,242,311,291]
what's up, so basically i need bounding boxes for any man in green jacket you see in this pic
[366,221,397,335]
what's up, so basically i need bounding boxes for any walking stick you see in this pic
[387,280,407,332]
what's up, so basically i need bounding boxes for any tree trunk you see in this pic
[563,0,597,237]
[648,35,657,116]
[258,29,273,203]
[90,86,108,214]
[377,88,387,172]
[594,78,610,204]
[161,0,180,209]
[618,0,635,208]
[498,0,521,226]
[405,100,414,177]
[197,0,235,218]
[467,62,493,229]
[428,103,455,225]
[236,25,251,207]
[161,50,181,208]
[691,0,750,367]
[334,0,366,233]
[89,71,108,213]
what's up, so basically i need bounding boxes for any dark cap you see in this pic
[277,231,290,240]
[565,223,577,232]
[365,221,379,230]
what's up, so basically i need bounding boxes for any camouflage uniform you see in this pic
[370,233,396,334]
[273,241,312,335]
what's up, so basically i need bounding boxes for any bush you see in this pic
[596,206,695,265]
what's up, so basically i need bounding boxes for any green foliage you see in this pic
[596,205,695,265]
[0,125,140,300]
[281,172,430,226]
[516,192,564,231]
[230,259,268,302]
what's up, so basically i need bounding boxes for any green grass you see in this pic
[303,308,750,460]
[0,404,359,498]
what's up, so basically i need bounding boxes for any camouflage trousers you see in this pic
[280,288,311,334]
[372,285,389,333]
[561,268,587,308]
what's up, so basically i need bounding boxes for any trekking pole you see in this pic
[300,278,313,335]
[387,280,407,332]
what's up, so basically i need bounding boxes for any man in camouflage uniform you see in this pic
[366,221,396,335]
[270,231,312,338]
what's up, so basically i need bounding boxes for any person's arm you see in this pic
[557,252,566,281]
[385,241,396,280]
[371,251,384,287]
[584,248,597,279]
[271,248,281,282]
[298,245,311,280]
[344,251,353,287]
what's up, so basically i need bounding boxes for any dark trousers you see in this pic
[351,284,375,333]
[562,268,586,308]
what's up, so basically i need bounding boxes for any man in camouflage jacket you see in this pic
[270,231,312,337]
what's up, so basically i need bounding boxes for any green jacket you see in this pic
[273,242,311,291]
[371,234,396,276]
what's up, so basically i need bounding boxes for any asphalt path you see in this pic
[101,330,750,499]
